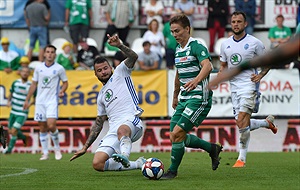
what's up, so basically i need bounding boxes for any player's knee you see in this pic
[170,131,185,143]
[92,161,105,172]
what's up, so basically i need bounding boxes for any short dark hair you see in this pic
[231,11,247,21]
[44,44,57,52]
[94,56,109,66]
[276,14,284,19]
[142,41,151,47]
[170,14,190,29]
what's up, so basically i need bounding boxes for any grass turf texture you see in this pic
[1,152,299,190]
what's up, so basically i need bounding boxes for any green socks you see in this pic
[169,141,185,172]
[184,134,212,153]
[17,130,26,140]
[7,135,17,152]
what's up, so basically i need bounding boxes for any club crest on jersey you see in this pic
[244,44,249,50]
[53,70,57,74]
[201,51,206,56]
[230,53,242,65]
[186,50,190,56]
[42,77,51,85]
[104,89,113,102]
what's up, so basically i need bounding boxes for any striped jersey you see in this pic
[9,79,32,116]
[32,62,68,104]
[97,62,143,132]
[220,34,265,92]
[174,37,212,101]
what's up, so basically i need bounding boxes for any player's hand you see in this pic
[23,101,29,110]
[107,34,121,47]
[250,74,262,83]
[184,80,198,92]
[70,149,86,161]
[58,91,65,98]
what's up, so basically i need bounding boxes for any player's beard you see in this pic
[233,28,244,36]
[98,72,112,84]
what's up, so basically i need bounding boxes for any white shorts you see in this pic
[34,103,58,121]
[231,91,256,119]
[95,118,144,157]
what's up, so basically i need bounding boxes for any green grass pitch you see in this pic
[1,152,299,190]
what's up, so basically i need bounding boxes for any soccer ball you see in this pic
[141,158,164,180]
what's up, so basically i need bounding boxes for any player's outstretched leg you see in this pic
[0,125,7,149]
[135,157,146,169]
[161,169,178,179]
[266,115,278,134]
[112,153,130,168]
[209,143,223,170]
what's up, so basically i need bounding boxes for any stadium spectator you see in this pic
[207,0,229,53]
[144,0,164,31]
[234,0,256,35]
[174,0,195,34]
[142,19,165,68]
[100,0,136,53]
[137,41,159,71]
[161,14,222,179]
[56,41,75,70]
[77,38,99,70]
[218,11,277,168]
[209,33,300,87]
[70,34,146,172]
[4,67,35,154]
[24,0,51,44]
[65,0,93,54]
[163,11,177,69]
[24,0,50,62]
[113,42,129,68]
[17,56,31,75]
[268,14,292,49]
[24,45,68,161]
[0,37,20,74]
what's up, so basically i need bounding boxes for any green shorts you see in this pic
[170,97,212,132]
[8,113,27,129]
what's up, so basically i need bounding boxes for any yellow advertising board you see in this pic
[0,70,167,119]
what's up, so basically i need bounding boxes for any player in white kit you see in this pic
[218,11,278,167]
[70,34,146,172]
[24,45,68,161]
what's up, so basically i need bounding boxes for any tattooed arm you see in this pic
[70,115,107,161]
[118,44,138,69]
[107,34,138,69]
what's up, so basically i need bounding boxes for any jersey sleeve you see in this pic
[10,81,16,94]
[59,66,68,82]
[255,39,266,56]
[114,61,132,77]
[32,66,39,82]
[219,42,227,62]
[97,93,106,116]
[193,41,211,63]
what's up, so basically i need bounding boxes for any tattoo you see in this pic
[259,67,270,78]
[83,115,107,149]
[118,44,138,68]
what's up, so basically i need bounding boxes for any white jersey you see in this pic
[220,34,265,92]
[97,62,143,132]
[32,62,68,104]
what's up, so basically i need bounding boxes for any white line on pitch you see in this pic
[0,167,38,178]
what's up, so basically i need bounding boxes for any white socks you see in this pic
[50,129,60,149]
[104,158,138,171]
[39,132,49,155]
[250,119,269,131]
[238,126,250,162]
[120,136,132,158]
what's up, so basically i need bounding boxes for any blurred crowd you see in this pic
[1,0,299,73]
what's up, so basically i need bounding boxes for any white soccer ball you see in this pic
[141,158,164,180]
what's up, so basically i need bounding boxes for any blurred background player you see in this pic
[161,14,222,179]
[70,34,145,171]
[4,67,35,154]
[218,11,278,168]
[24,45,68,161]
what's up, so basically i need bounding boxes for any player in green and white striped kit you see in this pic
[5,67,35,154]
[161,14,222,179]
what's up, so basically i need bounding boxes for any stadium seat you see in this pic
[214,37,227,55]
[131,38,144,55]
[29,61,42,70]
[51,38,68,55]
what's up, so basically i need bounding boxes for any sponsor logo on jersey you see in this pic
[230,53,242,65]
[42,77,51,86]
[104,89,113,102]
